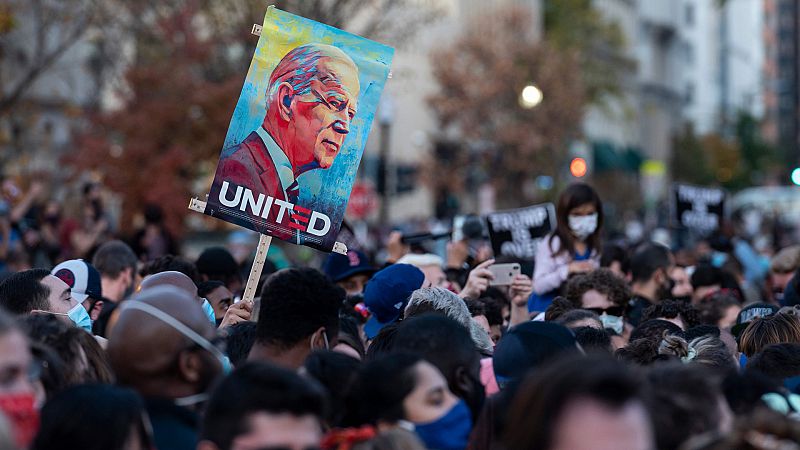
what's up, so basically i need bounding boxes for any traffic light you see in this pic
[792,168,800,186]
[570,157,588,178]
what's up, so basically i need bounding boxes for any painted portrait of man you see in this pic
[214,43,360,205]
[204,6,393,252]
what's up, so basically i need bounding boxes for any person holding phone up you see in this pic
[530,183,604,313]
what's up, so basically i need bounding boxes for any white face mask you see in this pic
[568,213,598,241]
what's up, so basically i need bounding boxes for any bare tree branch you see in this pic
[0,0,97,115]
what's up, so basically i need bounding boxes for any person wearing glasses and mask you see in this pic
[565,268,632,338]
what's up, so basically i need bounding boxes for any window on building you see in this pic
[685,3,694,26]
[685,44,695,64]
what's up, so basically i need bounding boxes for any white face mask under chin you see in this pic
[174,393,210,407]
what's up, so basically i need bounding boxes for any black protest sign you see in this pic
[485,204,556,259]
[672,184,726,234]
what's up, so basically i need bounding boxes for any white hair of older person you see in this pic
[404,287,494,355]
[396,254,444,268]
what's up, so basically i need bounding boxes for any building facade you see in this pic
[583,0,765,205]
[763,0,799,166]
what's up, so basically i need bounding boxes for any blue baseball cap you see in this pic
[322,250,375,283]
[363,264,425,339]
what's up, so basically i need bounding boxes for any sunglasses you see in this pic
[584,306,625,317]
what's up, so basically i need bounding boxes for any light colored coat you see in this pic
[532,234,599,295]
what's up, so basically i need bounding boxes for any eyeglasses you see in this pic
[309,88,355,120]
[584,306,625,317]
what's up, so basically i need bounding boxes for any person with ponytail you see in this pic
[658,333,737,372]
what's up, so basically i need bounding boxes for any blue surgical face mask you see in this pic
[66,302,92,333]
[414,400,473,450]
[599,313,624,335]
[201,299,217,326]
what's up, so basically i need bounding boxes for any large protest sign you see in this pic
[485,204,556,260]
[203,6,394,252]
[671,183,726,234]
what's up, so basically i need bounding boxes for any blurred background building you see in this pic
[0,0,795,240]
[763,0,800,166]
[367,0,773,223]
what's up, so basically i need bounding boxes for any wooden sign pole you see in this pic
[241,233,272,304]
[189,197,273,306]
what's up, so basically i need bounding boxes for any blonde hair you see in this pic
[396,254,444,269]
[770,245,800,274]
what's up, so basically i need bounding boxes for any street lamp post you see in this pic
[378,95,394,226]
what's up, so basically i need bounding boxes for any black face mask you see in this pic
[44,215,60,226]
[657,274,676,301]
[672,295,692,304]
[90,199,103,220]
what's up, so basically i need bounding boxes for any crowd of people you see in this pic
[0,178,799,450]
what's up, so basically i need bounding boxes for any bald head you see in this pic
[140,271,198,298]
[107,286,215,397]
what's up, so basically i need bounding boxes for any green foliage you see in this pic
[728,112,780,188]
[68,0,440,233]
[0,7,15,34]
[671,113,780,190]
[543,0,630,105]
[671,124,715,186]
[429,6,586,208]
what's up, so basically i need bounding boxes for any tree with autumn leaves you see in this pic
[428,1,626,210]
[72,2,248,234]
[70,0,440,235]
